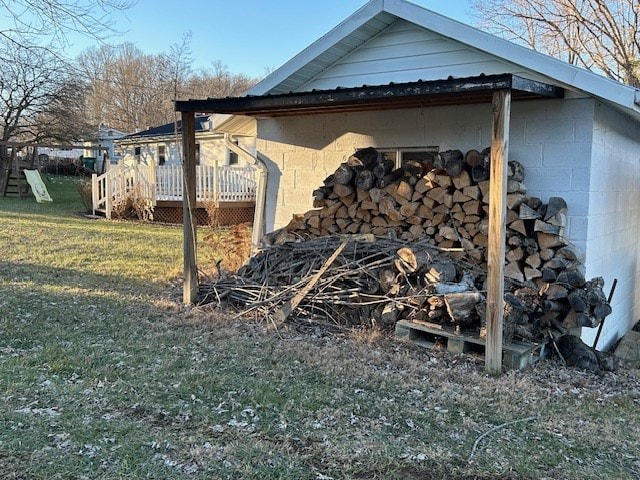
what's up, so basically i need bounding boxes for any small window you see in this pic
[134,146,141,163]
[228,139,239,165]
[158,144,166,166]
[379,147,439,169]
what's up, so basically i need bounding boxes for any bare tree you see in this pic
[33,79,94,143]
[0,46,66,143]
[185,61,257,100]
[0,0,134,50]
[77,43,259,134]
[77,43,171,133]
[472,0,640,87]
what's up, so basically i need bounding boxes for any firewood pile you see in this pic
[202,147,612,344]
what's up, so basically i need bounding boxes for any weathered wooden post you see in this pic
[182,112,198,304]
[485,89,511,375]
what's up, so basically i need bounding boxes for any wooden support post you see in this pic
[182,111,198,304]
[485,89,511,375]
[150,159,158,207]
[91,173,98,216]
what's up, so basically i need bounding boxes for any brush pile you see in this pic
[201,147,612,344]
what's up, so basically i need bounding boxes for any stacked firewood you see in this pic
[207,147,612,342]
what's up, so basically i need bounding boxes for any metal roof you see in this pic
[175,74,563,117]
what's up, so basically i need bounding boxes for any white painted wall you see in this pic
[256,97,638,348]
[580,102,640,349]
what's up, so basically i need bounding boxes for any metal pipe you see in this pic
[592,278,618,350]
[223,133,268,254]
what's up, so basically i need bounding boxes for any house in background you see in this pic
[82,123,127,173]
[91,115,258,225]
[115,115,254,169]
[178,0,640,351]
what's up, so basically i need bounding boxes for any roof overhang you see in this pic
[175,74,563,118]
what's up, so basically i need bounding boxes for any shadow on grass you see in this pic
[0,260,177,299]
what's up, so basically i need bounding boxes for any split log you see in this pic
[333,183,355,198]
[395,247,419,274]
[423,262,457,284]
[355,170,375,191]
[373,158,395,179]
[378,168,405,188]
[444,291,485,324]
[471,164,489,183]
[465,149,483,167]
[544,196,567,221]
[507,160,525,182]
[350,147,379,168]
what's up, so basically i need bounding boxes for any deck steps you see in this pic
[395,319,548,370]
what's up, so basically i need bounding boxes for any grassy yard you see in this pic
[0,175,639,480]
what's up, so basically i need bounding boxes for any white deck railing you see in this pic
[92,162,257,219]
[155,164,257,202]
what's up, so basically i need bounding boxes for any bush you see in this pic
[111,184,154,222]
[75,178,93,214]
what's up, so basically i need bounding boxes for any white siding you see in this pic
[118,136,255,168]
[302,19,527,91]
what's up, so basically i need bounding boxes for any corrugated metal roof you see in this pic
[176,74,563,117]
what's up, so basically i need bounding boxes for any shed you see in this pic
[176,0,640,361]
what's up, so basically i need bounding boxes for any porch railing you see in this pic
[155,164,257,202]
[92,162,257,219]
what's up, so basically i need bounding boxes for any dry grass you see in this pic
[200,223,253,276]
[111,183,154,221]
[1,176,639,479]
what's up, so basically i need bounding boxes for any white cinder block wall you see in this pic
[581,102,640,349]
[255,97,637,348]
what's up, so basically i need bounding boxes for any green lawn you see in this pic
[0,175,639,479]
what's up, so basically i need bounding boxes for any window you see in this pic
[158,144,166,166]
[379,147,439,169]
[134,146,141,163]
[228,139,239,165]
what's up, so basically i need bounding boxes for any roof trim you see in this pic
[245,0,639,120]
[176,74,563,117]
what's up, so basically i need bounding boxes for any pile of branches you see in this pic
[199,233,609,344]
[200,235,473,329]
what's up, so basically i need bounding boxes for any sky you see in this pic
[62,0,474,79]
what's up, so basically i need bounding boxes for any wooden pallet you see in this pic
[395,320,548,370]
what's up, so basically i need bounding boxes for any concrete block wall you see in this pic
[256,99,594,240]
[509,98,594,252]
[580,102,640,349]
